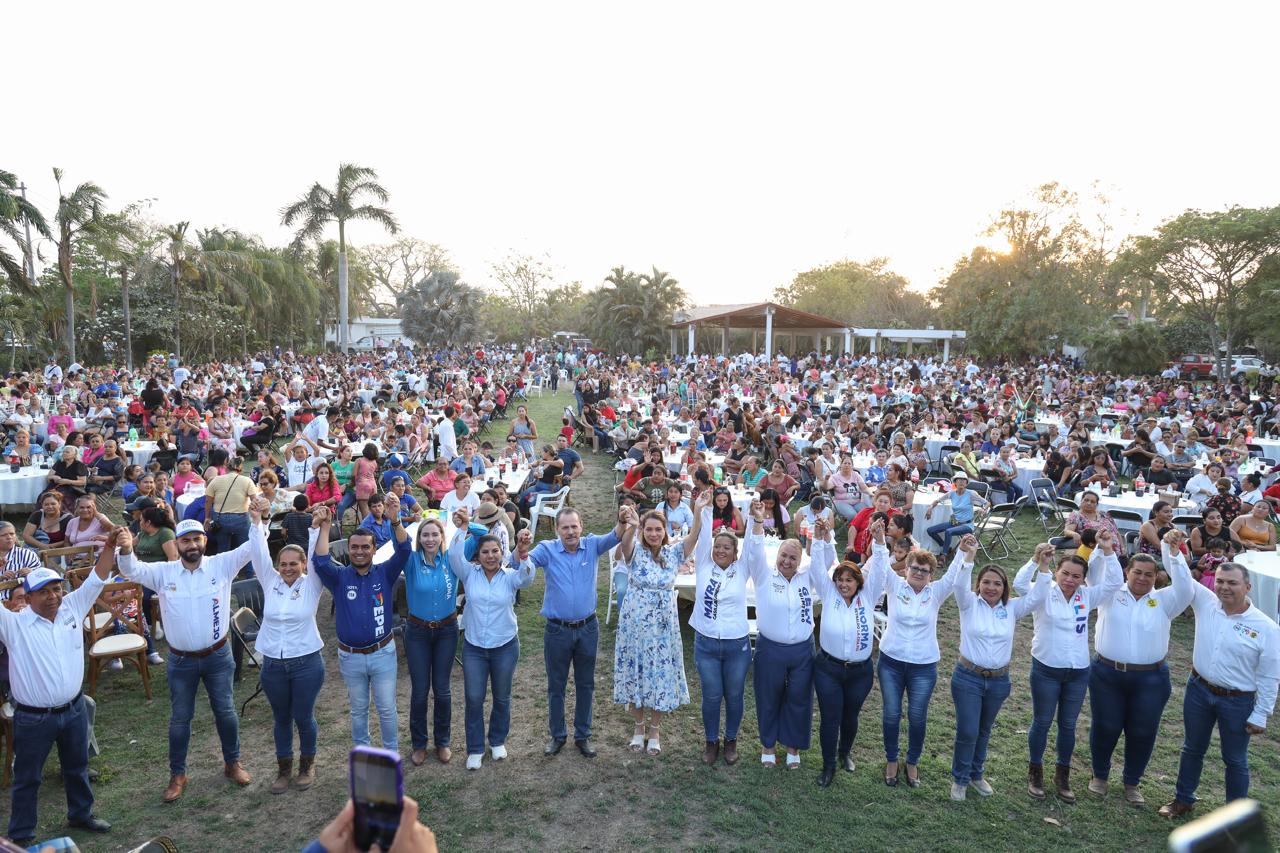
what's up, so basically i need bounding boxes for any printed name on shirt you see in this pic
[372,588,386,637]
[211,596,221,641]
[702,576,722,622]
[1232,622,1260,641]
[1071,590,1087,634]
[798,586,812,625]
[854,595,870,650]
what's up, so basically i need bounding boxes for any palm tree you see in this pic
[280,164,399,351]
[398,270,480,346]
[0,170,50,293]
[164,223,268,360]
[52,168,107,363]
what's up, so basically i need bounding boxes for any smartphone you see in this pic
[1168,799,1272,853]
[349,746,403,852]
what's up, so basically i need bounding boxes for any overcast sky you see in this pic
[8,1,1278,304]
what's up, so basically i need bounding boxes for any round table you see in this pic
[0,466,51,506]
[120,441,159,468]
[1236,550,1280,623]
[1073,489,1201,532]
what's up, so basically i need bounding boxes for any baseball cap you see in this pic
[24,567,63,594]
[175,519,206,538]
[126,495,158,513]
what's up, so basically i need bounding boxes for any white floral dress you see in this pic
[613,542,689,712]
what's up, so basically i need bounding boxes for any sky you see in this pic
[7,1,1279,304]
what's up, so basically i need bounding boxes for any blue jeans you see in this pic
[813,653,874,767]
[338,641,399,751]
[167,643,239,775]
[1173,675,1255,804]
[1089,660,1171,785]
[210,510,251,563]
[8,695,94,840]
[544,617,598,741]
[1028,658,1089,767]
[752,635,814,750]
[463,637,520,755]
[260,651,326,758]
[693,632,752,743]
[927,521,973,553]
[404,621,458,750]
[336,490,358,528]
[950,665,1011,783]
[877,653,937,764]
[994,480,1024,503]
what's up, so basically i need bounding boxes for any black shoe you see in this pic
[575,738,597,758]
[69,816,112,833]
[817,767,836,788]
[840,754,855,773]
[544,737,566,756]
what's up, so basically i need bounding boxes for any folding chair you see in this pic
[1029,477,1065,534]
[933,444,960,476]
[85,580,152,700]
[231,579,264,686]
[1107,508,1146,536]
[231,607,265,716]
[973,502,1020,560]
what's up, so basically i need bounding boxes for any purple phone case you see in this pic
[349,745,404,846]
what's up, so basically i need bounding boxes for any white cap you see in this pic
[175,519,206,539]
[24,567,63,593]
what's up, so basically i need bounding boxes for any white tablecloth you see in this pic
[120,441,158,468]
[1253,437,1280,461]
[0,466,51,506]
[1074,490,1200,531]
[673,537,811,605]
[911,488,951,553]
[1236,551,1280,623]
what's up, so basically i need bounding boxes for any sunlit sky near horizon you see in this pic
[7,1,1279,304]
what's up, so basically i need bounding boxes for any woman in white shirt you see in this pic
[440,472,481,516]
[877,539,967,787]
[687,491,753,767]
[249,500,324,795]
[447,515,536,771]
[807,517,891,788]
[743,501,815,769]
[1013,528,1123,803]
[946,541,1050,801]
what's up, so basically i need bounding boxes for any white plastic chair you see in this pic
[529,374,544,396]
[530,485,571,533]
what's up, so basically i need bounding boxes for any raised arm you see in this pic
[249,500,278,588]
[950,534,979,610]
[1084,528,1123,607]
[1159,529,1197,615]
[931,533,974,605]
[743,500,769,584]
[384,493,408,544]
[1010,552,1053,618]
[687,491,713,563]
[1012,542,1056,596]
[617,504,640,564]
[510,529,537,588]
[446,523,471,578]
[806,516,838,601]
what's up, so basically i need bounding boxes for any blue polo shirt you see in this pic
[404,547,458,622]
[359,514,394,548]
[529,531,620,621]
[312,537,411,647]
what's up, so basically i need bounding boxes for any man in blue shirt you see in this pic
[358,495,394,548]
[554,435,584,484]
[529,506,628,757]
[312,493,410,752]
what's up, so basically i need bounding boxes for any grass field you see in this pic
[7,387,1279,852]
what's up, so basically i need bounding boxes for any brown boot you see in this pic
[295,755,315,791]
[722,739,739,765]
[1054,764,1076,804]
[224,761,252,787]
[1158,800,1195,819]
[702,741,720,765]
[1027,762,1046,800]
[271,758,292,795]
[162,774,188,803]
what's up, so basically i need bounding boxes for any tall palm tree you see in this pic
[52,168,107,363]
[0,170,50,293]
[163,223,268,360]
[280,163,399,351]
[398,270,480,346]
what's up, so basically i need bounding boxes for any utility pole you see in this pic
[120,265,133,371]
[18,183,36,288]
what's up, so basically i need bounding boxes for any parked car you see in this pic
[1225,355,1276,380]
[1169,353,1215,378]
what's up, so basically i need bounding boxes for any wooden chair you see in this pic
[0,579,17,787]
[64,566,91,590]
[85,581,152,700]
[40,544,96,574]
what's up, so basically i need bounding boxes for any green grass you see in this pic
[9,387,1279,852]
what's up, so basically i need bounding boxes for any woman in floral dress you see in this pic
[614,505,693,756]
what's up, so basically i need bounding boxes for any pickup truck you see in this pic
[1168,354,1215,378]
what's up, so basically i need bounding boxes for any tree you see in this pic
[1084,323,1168,374]
[585,266,688,355]
[1119,206,1280,380]
[398,270,481,347]
[163,223,268,360]
[363,238,454,311]
[281,163,399,351]
[0,169,50,293]
[773,258,932,329]
[490,253,553,342]
[52,168,107,363]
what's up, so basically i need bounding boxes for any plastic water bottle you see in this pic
[128,427,138,443]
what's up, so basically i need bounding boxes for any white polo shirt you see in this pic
[688,508,750,641]
[809,539,891,663]
[250,528,324,659]
[878,550,967,664]
[1093,545,1197,665]
[1014,549,1123,670]
[0,572,104,707]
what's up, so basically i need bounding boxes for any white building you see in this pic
[325,317,411,350]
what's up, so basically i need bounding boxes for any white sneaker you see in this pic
[950,782,967,801]
[969,778,994,797]
[466,754,483,771]
[108,659,124,672]
[148,652,165,665]
[491,744,507,761]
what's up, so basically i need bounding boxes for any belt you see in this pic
[957,656,1009,678]
[338,633,395,655]
[819,649,869,668]
[1094,654,1165,673]
[547,613,597,629]
[1192,668,1254,698]
[408,612,458,629]
[15,692,82,715]
[170,634,229,659]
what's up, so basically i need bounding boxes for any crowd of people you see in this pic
[1,342,1279,849]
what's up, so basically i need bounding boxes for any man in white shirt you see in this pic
[117,509,270,802]
[301,407,339,456]
[1,535,121,844]
[172,362,190,388]
[434,408,458,462]
[1159,559,1280,819]
[43,357,63,385]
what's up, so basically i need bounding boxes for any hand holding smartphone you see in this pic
[350,746,403,852]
